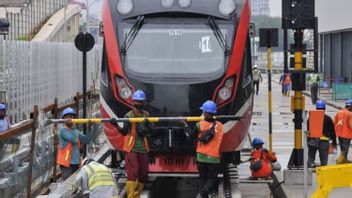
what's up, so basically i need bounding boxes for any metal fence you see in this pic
[333,83,352,101]
[0,97,105,198]
[0,40,101,123]
[4,0,67,40]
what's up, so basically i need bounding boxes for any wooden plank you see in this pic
[0,121,32,141]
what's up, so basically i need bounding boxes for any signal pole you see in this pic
[74,32,95,157]
[282,0,318,168]
[259,28,278,152]
[290,29,305,167]
[267,43,273,152]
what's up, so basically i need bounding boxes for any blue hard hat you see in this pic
[346,99,352,107]
[252,137,264,146]
[200,100,217,114]
[61,107,77,118]
[316,100,326,109]
[0,103,6,110]
[132,90,146,101]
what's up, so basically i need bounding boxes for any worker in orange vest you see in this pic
[279,73,292,96]
[111,90,154,198]
[334,99,352,164]
[307,100,337,167]
[182,100,224,198]
[249,138,277,180]
[57,107,93,180]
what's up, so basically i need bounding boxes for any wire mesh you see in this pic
[0,39,102,123]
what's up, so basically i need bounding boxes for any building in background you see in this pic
[0,0,68,40]
[317,0,352,83]
[251,0,270,16]
[70,0,102,41]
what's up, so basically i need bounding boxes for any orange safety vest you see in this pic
[250,148,277,178]
[282,74,291,85]
[308,110,324,138]
[57,139,81,167]
[123,110,150,153]
[196,120,224,158]
[334,109,352,139]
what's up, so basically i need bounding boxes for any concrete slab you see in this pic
[252,74,352,198]
[283,169,312,185]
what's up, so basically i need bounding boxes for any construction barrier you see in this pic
[311,164,352,198]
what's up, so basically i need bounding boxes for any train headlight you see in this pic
[218,0,236,16]
[161,0,174,8]
[224,78,234,88]
[178,0,191,8]
[120,87,132,99]
[115,76,132,100]
[219,87,231,101]
[117,0,133,15]
[215,77,235,104]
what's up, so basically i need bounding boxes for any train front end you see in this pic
[100,0,253,173]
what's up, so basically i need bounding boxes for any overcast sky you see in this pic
[269,0,281,17]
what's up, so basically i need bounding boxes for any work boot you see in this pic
[126,180,137,198]
[134,180,144,198]
[308,162,319,168]
[336,155,348,164]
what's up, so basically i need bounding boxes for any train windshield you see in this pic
[118,18,235,79]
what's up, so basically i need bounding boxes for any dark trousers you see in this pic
[307,139,330,166]
[254,80,260,95]
[125,151,149,183]
[60,164,80,181]
[283,84,290,96]
[338,137,351,158]
[0,141,5,160]
[197,161,219,197]
[310,83,318,104]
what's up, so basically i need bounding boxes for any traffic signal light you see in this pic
[249,23,255,38]
[0,18,10,35]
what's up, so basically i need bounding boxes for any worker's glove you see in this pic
[65,119,73,128]
[179,120,189,128]
[144,117,151,128]
[87,120,94,128]
[110,118,121,130]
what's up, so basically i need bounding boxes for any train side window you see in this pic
[101,43,109,86]
[242,38,252,87]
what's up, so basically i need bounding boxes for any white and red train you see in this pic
[100,0,254,173]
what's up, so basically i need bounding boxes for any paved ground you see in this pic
[150,74,352,198]
[250,74,352,198]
